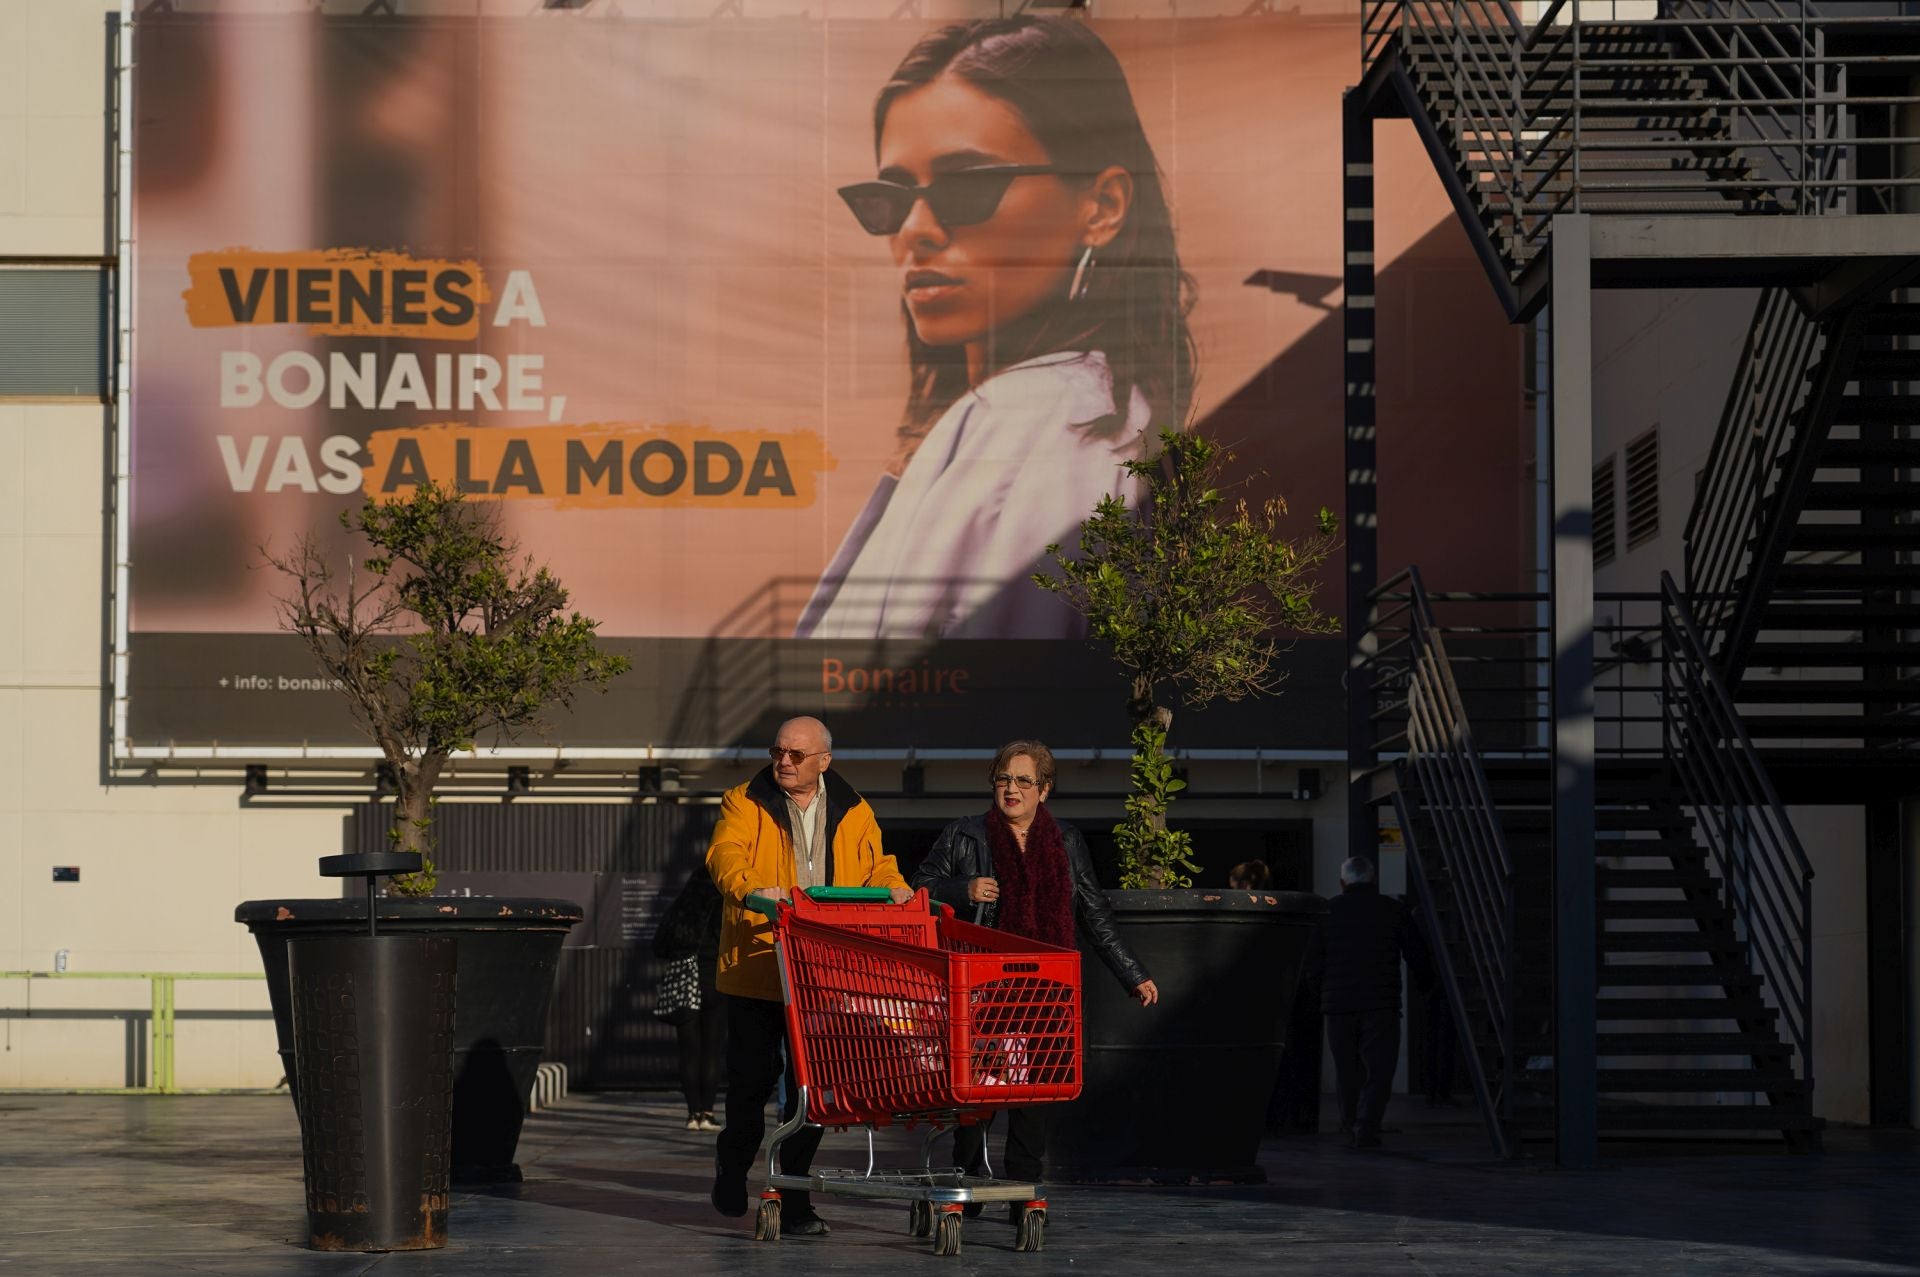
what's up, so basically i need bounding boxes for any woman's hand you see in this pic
[1132,979,1159,1007]
[888,886,914,904]
[968,877,1000,903]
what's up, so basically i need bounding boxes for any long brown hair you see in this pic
[873,17,1197,456]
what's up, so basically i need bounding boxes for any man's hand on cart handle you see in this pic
[1133,979,1160,1007]
[968,877,1000,903]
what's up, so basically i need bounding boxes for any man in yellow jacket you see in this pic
[706,715,909,1235]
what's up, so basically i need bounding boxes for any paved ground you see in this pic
[1,1092,1917,1275]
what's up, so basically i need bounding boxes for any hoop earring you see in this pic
[1069,245,1095,301]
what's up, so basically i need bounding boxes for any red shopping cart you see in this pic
[741,886,1083,1256]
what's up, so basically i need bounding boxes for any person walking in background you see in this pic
[912,739,1158,1221]
[705,716,912,1236]
[652,865,725,1132]
[1299,855,1435,1149]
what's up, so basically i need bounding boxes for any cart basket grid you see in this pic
[776,903,1082,1128]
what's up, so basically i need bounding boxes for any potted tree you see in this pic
[236,483,629,1196]
[1033,430,1337,1182]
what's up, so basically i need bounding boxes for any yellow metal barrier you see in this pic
[0,971,270,1095]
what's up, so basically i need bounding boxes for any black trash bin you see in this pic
[290,932,457,1251]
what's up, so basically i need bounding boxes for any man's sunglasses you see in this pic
[769,746,829,765]
[838,165,1062,236]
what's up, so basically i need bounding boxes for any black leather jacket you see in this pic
[911,813,1150,993]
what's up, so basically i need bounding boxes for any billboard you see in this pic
[124,4,1523,757]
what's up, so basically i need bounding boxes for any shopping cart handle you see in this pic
[802,887,897,903]
[739,886,911,918]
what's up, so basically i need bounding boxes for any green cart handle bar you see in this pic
[740,885,899,918]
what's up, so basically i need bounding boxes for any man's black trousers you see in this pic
[1325,1007,1400,1137]
[716,994,822,1209]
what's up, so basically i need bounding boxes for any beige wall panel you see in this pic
[0,405,26,533]
[1812,931,1869,1126]
[21,538,102,687]
[23,405,104,538]
[0,535,21,689]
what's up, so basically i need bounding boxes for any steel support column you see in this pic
[1548,215,1597,1169]
[1343,87,1380,862]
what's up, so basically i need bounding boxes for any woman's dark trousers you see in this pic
[954,1107,1047,1183]
[676,995,726,1115]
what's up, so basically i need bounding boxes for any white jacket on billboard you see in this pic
[796,351,1148,640]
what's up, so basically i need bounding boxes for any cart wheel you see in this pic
[753,1197,781,1243]
[932,1210,964,1256]
[1015,1208,1046,1253]
[908,1200,933,1237]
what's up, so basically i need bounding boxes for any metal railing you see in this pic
[1361,587,1676,763]
[1657,571,1815,1092]
[1365,568,1516,1157]
[0,970,270,1095]
[1683,286,1830,656]
[1357,569,1816,1116]
[1360,1,1909,275]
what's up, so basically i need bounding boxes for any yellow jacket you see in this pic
[706,767,905,1000]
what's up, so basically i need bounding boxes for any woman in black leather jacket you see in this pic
[911,739,1158,1214]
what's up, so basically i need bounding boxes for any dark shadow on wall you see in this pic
[1198,215,1527,603]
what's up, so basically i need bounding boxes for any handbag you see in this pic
[652,954,702,1026]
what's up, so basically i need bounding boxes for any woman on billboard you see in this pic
[795,16,1195,640]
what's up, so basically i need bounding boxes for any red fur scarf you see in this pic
[986,804,1076,950]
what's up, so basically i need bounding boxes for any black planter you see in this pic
[237,897,581,1185]
[1047,889,1325,1185]
[290,934,456,1250]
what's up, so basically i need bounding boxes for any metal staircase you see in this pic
[1362,576,1818,1151]
[1689,287,1920,773]
[1361,0,1853,311]
[1350,0,1918,1157]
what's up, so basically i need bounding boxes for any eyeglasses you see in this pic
[991,773,1039,791]
[838,165,1062,236]
[769,747,829,765]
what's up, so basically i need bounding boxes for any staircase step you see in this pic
[1756,602,1920,628]
[1787,526,1920,553]
[1602,967,1757,990]
[1746,641,1910,666]
[1600,899,1733,922]
[1773,564,1920,590]
[1817,439,1920,468]
[1592,1031,1790,1055]
[1828,394,1920,426]
[1851,349,1920,379]
[1596,869,1722,891]
[1599,930,1742,953]
[1737,715,1920,739]
[1862,303,1920,336]
[1594,844,1710,861]
[1735,679,1920,704]
[1590,1104,1819,1132]
[1598,996,1777,1020]
[1499,809,1691,833]
[1594,1068,1804,1093]
[1526,964,1760,989]
[1799,482,1920,511]
[1566,155,1754,173]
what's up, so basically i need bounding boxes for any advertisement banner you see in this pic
[126,5,1521,754]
